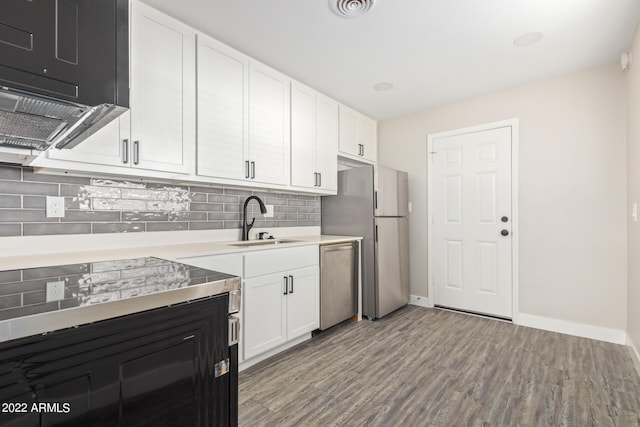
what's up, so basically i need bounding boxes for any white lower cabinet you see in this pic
[243,246,319,360]
[244,272,288,358]
[175,245,320,363]
[285,266,320,339]
[244,266,319,359]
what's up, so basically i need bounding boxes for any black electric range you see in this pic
[0,257,240,426]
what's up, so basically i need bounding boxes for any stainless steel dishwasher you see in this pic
[320,242,358,330]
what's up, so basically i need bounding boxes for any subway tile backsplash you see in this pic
[0,164,321,237]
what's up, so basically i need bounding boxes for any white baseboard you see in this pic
[627,333,640,374]
[517,313,626,345]
[409,295,430,308]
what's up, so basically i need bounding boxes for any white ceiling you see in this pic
[141,0,640,120]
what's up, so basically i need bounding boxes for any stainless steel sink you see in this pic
[229,239,301,247]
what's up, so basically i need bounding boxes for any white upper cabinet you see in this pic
[37,1,379,192]
[47,113,125,166]
[291,83,317,189]
[316,94,339,192]
[338,104,377,163]
[129,0,195,173]
[46,0,195,175]
[196,34,248,180]
[196,38,290,186]
[247,61,290,186]
[290,82,338,193]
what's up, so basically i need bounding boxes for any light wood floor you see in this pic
[239,305,640,426]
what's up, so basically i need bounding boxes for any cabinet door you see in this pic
[290,82,316,188]
[197,34,248,180]
[358,115,378,162]
[316,94,339,192]
[129,0,195,174]
[244,273,287,359]
[339,104,377,163]
[286,266,319,340]
[338,105,359,157]
[248,61,290,185]
[47,114,126,166]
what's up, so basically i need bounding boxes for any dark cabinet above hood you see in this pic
[0,0,129,151]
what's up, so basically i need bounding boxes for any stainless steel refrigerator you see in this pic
[321,165,410,319]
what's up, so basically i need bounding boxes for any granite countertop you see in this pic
[0,257,240,343]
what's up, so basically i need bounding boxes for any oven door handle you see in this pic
[228,316,240,346]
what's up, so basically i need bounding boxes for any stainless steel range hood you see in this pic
[0,88,126,151]
[0,0,129,152]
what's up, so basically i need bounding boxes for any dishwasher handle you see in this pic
[320,242,356,253]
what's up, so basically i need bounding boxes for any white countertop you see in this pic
[0,234,362,271]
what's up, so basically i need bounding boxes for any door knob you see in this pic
[501,216,509,223]
[501,230,509,236]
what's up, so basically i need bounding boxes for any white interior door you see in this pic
[432,126,513,318]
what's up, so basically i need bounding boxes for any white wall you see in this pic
[627,25,640,358]
[378,64,627,332]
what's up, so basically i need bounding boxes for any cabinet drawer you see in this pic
[244,245,319,278]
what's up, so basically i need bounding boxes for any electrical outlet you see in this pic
[46,281,65,302]
[46,196,65,218]
[263,205,274,218]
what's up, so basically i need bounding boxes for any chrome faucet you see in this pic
[242,196,267,241]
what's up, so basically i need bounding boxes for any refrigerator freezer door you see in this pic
[374,217,410,318]
[375,166,409,217]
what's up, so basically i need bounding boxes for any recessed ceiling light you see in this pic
[374,82,393,91]
[330,0,377,18]
[514,32,544,47]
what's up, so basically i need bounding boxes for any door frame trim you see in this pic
[426,118,520,322]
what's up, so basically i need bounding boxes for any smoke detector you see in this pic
[330,0,377,18]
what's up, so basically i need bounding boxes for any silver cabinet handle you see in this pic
[314,172,318,187]
[318,172,321,187]
[245,161,250,179]
[133,140,140,165]
[122,139,129,164]
[284,276,288,295]
[289,275,294,294]
[251,161,256,179]
[361,144,365,157]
